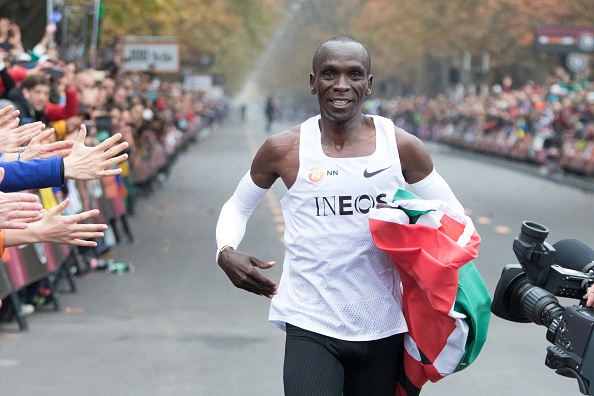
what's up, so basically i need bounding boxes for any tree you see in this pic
[94,0,283,93]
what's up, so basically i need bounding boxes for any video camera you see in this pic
[492,221,594,395]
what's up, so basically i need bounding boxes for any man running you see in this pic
[216,35,464,396]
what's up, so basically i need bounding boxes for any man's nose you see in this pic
[333,74,350,91]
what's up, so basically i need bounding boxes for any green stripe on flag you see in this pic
[453,261,491,372]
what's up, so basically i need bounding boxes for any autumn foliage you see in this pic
[72,0,593,96]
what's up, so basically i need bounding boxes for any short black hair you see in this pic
[21,75,51,90]
[312,35,371,75]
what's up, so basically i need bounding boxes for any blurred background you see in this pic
[2,1,593,102]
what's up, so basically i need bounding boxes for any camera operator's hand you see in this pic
[0,168,44,229]
[62,124,129,181]
[586,285,594,307]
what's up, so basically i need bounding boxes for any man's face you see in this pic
[102,78,116,96]
[25,84,50,112]
[309,41,372,123]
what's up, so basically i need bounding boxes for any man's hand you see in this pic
[218,248,278,298]
[63,124,129,181]
[0,105,19,130]
[0,168,44,229]
[0,119,45,153]
[5,198,108,247]
[20,128,74,161]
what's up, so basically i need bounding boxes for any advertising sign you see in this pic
[123,37,180,73]
[536,26,594,53]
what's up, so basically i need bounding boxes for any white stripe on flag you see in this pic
[433,307,469,376]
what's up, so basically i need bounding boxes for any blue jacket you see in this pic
[0,157,64,192]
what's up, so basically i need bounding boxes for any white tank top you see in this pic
[269,115,409,341]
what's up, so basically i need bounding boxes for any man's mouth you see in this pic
[331,99,350,106]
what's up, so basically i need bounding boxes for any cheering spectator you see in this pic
[7,68,78,124]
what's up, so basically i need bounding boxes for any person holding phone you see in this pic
[7,71,78,125]
[0,19,24,56]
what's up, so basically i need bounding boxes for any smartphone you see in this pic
[45,67,64,79]
[95,115,112,134]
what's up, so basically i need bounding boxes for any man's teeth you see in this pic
[333,100,348,105]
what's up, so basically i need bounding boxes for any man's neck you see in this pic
[318,114,375,157]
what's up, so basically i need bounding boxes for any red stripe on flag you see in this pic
[436,214,466,242]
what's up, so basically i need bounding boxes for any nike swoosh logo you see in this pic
[363,165,393,178]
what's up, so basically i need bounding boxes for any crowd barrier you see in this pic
[0,112,211,331]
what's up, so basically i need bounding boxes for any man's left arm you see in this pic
[396,127,464,214]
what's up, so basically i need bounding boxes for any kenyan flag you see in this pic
[369,190,491,396]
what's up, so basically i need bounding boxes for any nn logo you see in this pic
[307,167,339,183]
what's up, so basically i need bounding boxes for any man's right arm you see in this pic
[215,170,278,298]
[214,133,294,298]
[215,171,269,260]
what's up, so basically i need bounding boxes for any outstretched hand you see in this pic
[20,128,75,161]
[218,248,278,298]
[0,105,19,130]
[0,168,44,229]
[62,124,129,181]
[0,119,45,154]
[18,198,108,247]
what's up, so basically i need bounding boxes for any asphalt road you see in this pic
[1,111,594,396]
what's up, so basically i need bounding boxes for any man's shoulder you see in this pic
[268,124,301,145]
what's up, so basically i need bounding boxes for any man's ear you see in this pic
[366,75,373,95]
[309,73,316,95]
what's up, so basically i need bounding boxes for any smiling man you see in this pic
[215,35,465,396]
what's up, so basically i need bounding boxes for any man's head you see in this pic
[21,75,51,112]
[310,36,373,123]
[312,35,371,76]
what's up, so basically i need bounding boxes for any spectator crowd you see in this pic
[0,17,228,324]
[0,14,590,327]
[366,68,594,180]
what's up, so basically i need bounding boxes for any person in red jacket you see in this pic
[6,69,78,124]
